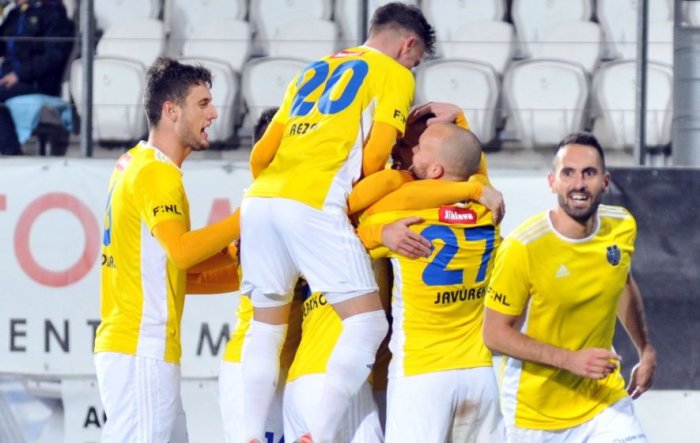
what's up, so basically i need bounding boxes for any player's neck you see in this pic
[549,208,598,239]
[147,130,189,168]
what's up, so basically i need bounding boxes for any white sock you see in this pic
[242,320,287,442]
[311,310,389,442]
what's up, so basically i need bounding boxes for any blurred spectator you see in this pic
[0,0,73,155]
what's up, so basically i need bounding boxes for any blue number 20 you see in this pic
[421,225,496,286]
[290,60,369,117]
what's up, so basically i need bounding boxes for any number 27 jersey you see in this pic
[246,46,415,210]
[365,204,501,377]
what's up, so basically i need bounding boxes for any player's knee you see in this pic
[342,310,389,350]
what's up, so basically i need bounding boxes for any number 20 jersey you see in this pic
[246,46,415,210]
[364,204,501,377]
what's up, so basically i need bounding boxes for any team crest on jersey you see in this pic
[606,245,621,265]
[439,206,477,224]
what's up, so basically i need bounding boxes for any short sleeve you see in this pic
[485,237,531,316]
[136,162,188,232]
[373,65,415,135]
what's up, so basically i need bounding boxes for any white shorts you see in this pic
[507,397,647,443]
[240,197,377,307]
[218,361,285,443]
[284,374,384,442]
[385,367,504,443]
[94,352,188,443]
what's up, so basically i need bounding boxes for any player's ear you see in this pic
[602,171,611,193]
[163,100,178,123]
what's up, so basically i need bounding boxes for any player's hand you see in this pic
[381,217,432,259]
[0,72,18,88]
[408,102,462,126]
[478,185,505,225]
[627,346,656,399]
[563,348,621,379]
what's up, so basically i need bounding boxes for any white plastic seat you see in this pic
[648,20,674,66]
[241,57,309,127]
[441,21,514,75]
[94,0,160,32]
[592,61,672,149]
[422,0,506,57]
[252,0,331,54]
[182,19,251,73]
[415,60,501,144]
[597,0,673,59]
[531,21,603,73]
[96,18,165,68]
[686,1,700,26]
[334,0,418,48]
[165,0,247,57]
[511,0,592,57]
[504,59,589,148]
[268,19,338,60]
[179,57,239,144]
[70,57,147,142]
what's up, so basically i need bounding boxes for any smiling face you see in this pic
[548,144,610,223]
[175,83,217,151]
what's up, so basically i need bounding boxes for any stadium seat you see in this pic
[94,0,160,32]
[334,0,418,48]
[165,0,248,57]
[511,0,593,57]
[70,57,147,143]
[686,1,700,26]
[267,18,339,60]
[182,19,251,73]
[422,0,506,57]
[648,20,674,66]
[503,59,589,148]
[597,0,673,59]
[241,57,308,127]
[415,59,501,144]
[96,18,165,68]
[592,61,672,150]
[179,57,239,144]
[252,0,332,55]
[531,20,603,73]
[441,21,515,75]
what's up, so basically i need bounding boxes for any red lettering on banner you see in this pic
[0,194,6,211]
[14,193,100,287]
[207,198,232,224]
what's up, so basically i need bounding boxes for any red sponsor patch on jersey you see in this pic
[330,50,364,59]
[439,206,477,224]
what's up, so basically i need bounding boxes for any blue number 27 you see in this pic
[421,225,496,286]
[290,60,369,117]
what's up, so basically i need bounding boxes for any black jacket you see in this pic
[0,0,74,96]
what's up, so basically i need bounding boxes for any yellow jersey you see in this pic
[287,287,343,381]
[485,205,636,430]
[364,202,499,377]
[246,46,415,210]
[95,142,190,364]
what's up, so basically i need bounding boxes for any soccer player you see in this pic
[359,123,505,442]
[218,107,301,443]
[94,57,240,442]
[483,132,656,442]
[239,4,436,442]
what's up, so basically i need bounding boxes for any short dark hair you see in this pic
[555,132,606,170]
[144,57,212,128]
[254,107,279,142]
[370,2,436,55]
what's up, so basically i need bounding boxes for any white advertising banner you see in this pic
[0,158,250,378]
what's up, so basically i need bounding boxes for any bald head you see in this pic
[415,123,482,180]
